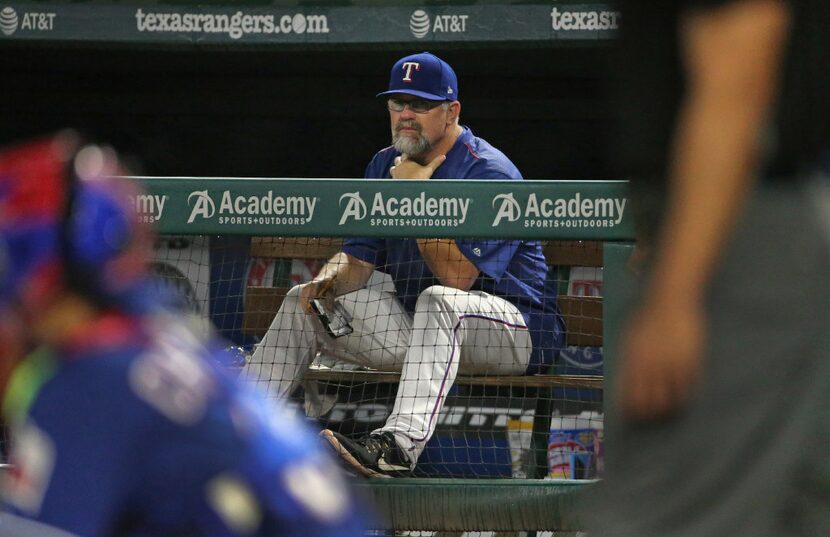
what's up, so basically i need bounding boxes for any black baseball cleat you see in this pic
[320,430,412,478]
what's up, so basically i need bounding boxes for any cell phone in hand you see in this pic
[310,298,354,338]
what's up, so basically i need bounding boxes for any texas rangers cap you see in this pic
[377,52,459,101]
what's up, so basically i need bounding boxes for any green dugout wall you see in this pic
[136,176,635,531]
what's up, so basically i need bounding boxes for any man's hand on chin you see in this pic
[390,154,446,180]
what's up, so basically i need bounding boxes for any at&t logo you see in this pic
[409,9,468,39]
[0,6,55,35]
[0,6,18,35]
[187,190,216,223]
[409,10,429,38]
[339,192,367,225]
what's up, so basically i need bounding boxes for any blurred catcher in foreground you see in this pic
[0,133,370,536]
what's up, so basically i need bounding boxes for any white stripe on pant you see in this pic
[243,274,532,465]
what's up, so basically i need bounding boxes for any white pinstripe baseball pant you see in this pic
[243,273,532,465]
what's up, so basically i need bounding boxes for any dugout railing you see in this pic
[135,176,635,533]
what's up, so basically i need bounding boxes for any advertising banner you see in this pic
[0,3,619,45]
[132,177,634,240]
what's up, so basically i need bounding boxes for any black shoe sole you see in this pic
[319,430,393,479]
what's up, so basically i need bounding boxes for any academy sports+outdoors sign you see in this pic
[131,177,633,241]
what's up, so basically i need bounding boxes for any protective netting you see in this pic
[152,235,604,481]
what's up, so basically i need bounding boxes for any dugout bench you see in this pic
[135,175,635,532]
[241,237,609,532]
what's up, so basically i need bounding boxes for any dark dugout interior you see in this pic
[1,44,616,180]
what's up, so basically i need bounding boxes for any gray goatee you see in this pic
[392,123,432,157]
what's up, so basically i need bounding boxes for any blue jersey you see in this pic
[343,127,563,372]
[1,312,370,537]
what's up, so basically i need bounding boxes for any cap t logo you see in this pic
[401,61,420,82]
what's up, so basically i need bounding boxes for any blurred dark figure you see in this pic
[594,1,830,536]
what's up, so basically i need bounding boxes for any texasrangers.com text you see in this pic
[135,9,329,39]
[550,7,620,31]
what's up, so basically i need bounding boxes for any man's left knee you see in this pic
[414,285,461,311]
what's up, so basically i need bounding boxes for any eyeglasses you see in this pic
[387,98,444,114]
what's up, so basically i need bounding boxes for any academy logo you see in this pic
[188,190,216,223]
[491,193,522,224]
[339,192,367,224]
[129,193,168,224]
[492,192,627,229]
[187,189,317,226]
[409,10,429,38]
[0,6,18,35]
[339,191,470,227]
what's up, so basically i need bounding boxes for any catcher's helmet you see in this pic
[0,132,154,314]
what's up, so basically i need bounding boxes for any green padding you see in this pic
[602,242,636,371]
[133,177,634,240]
[356,478,597,531]
[601,241,636,461]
